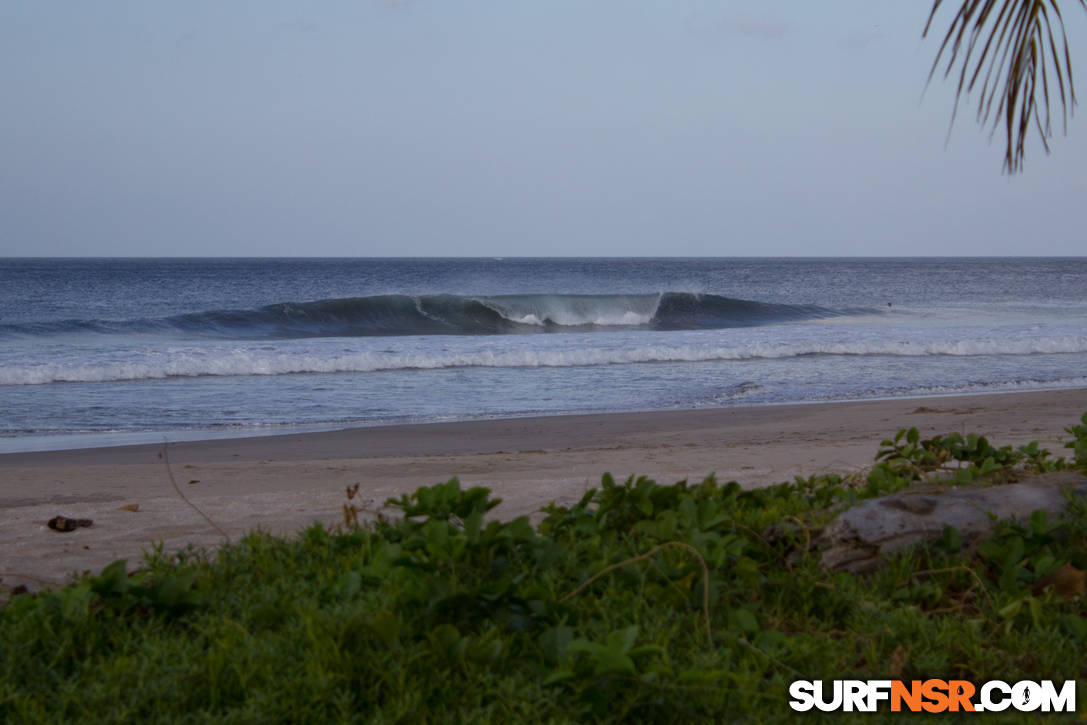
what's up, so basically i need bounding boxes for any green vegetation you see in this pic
[3,414,1087,723]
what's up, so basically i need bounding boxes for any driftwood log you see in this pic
[818,472,1087,573]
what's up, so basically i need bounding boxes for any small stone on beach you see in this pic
[47,516,93,532]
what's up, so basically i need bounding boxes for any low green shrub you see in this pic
[2,419,1086,722]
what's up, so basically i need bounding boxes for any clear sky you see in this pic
[2,1,1085,256]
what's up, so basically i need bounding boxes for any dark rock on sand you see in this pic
[47,516,94,532]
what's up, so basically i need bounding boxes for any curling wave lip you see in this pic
[0,292,846,340]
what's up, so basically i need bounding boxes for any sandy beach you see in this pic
[2,388,1085,589]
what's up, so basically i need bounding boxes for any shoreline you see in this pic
[3,388,1086,587]
[4,386,1086,467]
[5,383,1087,457]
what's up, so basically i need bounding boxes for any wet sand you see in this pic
[2,388,1085,588]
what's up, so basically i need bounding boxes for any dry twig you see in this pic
[162,441,230,542]
[558,541,713,643]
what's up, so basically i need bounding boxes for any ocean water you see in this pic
[1,257,1085,453]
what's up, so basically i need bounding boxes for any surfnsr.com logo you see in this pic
[789,679,1076,713]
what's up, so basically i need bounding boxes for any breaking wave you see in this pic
[0,292,842,340]
[4,336,1087,385]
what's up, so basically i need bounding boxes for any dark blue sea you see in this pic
[2,258,1085,452]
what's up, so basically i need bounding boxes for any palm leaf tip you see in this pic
[925,0,1087,172]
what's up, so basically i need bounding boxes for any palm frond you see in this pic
[924,0,1087,172]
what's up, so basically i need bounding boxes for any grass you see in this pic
[2,414,1087,723]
